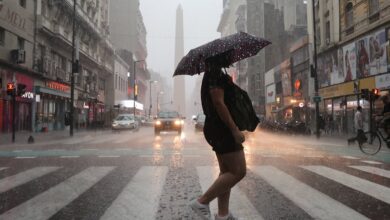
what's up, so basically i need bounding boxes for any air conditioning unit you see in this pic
[10,49,26,64]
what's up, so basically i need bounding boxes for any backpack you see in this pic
[223,73,259,132]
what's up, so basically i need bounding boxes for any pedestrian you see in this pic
[190,53,245,220]
[348,106,366,145]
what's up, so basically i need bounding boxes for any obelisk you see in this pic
[174,4,186,116]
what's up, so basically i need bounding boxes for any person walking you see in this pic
[189,54,245,220]
[348,106,366,145]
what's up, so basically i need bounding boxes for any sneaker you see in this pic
[189,199,211,220]
[214,212,238,220]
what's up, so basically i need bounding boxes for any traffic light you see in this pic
[361,89,370,100]
[134,84,138,101]
[6,83,15,96]
[17,83,26,96]
[372,88,380,100]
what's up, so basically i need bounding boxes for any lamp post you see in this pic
[133,60,144,117]
[312,0,320,139]
[156,91,164,114]
[149,80,157,118]
[70,0,77,137]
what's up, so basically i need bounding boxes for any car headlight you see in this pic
[174,120,181,126]
[155,120,161,126]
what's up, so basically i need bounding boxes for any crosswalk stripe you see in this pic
[0,167,7,171]
[197,166,264,220]
[0,167,60,193]
[302,166,390,204]
[0,166,114,220]
[251,166,369,220]
[349,166,390,179]
[101,166,168,220]
[342,156,360,159]
[361,160,383,165]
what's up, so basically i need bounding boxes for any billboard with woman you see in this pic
[369,29,387,75]
[343,42,357,82]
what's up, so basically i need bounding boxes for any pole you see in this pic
[12,88,15,142]
[70,0,76,136]
[312,0,320,139]
[133,62,136,117]
[149,81,152,118]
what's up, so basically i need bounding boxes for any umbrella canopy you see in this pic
[173,32,271,76]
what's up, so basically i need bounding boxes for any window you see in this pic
[325,21,330,44]
[17,37,25,50]
[19,0,26,8]
[369,0,379,15]
[99,78,105,90]
[0,28,4,46]
[345,2,353,28]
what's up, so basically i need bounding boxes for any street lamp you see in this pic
[133,60,144,117]
[156,91,164,114]
[149,80,158,118]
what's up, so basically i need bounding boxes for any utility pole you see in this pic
[70,0,77,136]
[133,60,144,117]
[312,0,320,139]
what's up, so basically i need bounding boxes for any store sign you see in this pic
[21,92,34,99]
[46,81,70,92]
[375,73,390,90]
[319,82,354,99]
[266,84,276,104]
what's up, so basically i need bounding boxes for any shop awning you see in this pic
[35,86,70,98]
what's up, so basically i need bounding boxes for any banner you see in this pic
[356,37,370,78]
[343,42,357,82]
[368,29,387,75]
[266,84,276,104]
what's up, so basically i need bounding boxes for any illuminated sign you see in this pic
[21,92,34,99]
[46,81,70,92]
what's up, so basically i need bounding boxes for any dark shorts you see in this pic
[203,118,243,155]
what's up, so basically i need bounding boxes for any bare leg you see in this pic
[198,150,246,216]
[216,154,230,217]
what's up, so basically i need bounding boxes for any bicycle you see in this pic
[358,121,390,155]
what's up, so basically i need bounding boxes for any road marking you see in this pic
[60,156,80,158]
[262,154,280,158]
[197,166,264,220]
[0,166,114,220]
[303,155,323,158]
[101,166,168,220]
[361,160,383,165]
[15,156,36,159]
[341,156,360,160]
[251,166,368,220]
[98,155,120,158]
[0,167,60,193]
[13,150,33,152]
[0,167,8,171]
[349,165,390,179]
[302,165,390,204]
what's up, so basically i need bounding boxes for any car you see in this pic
[154,111,184,135]
[194,113,205,132]
[111,114,138,130]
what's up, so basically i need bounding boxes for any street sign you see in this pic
[313,96,322,103]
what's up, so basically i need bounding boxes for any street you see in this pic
[0,124,389,220]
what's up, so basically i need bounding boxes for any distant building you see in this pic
[173,5,186,116]
[109,0,149,112]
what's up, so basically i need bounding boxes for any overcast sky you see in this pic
[140,0,222,90]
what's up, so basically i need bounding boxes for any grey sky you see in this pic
[140,0,222,86]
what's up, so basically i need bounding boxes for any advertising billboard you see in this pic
[368,29,387,75]
[343,42,357,82]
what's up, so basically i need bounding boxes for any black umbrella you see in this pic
[173,32,271,76]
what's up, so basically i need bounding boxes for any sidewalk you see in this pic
[0,128,110,146]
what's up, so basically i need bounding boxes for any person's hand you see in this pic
[232,127,245,144]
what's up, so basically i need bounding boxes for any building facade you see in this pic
[109,0,149,112]
[0,0,36,132]
[308,0,390,134]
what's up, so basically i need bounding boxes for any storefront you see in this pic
[34,81,70,132]
[1,71,34,132]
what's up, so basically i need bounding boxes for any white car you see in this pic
[112,114,138,130]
